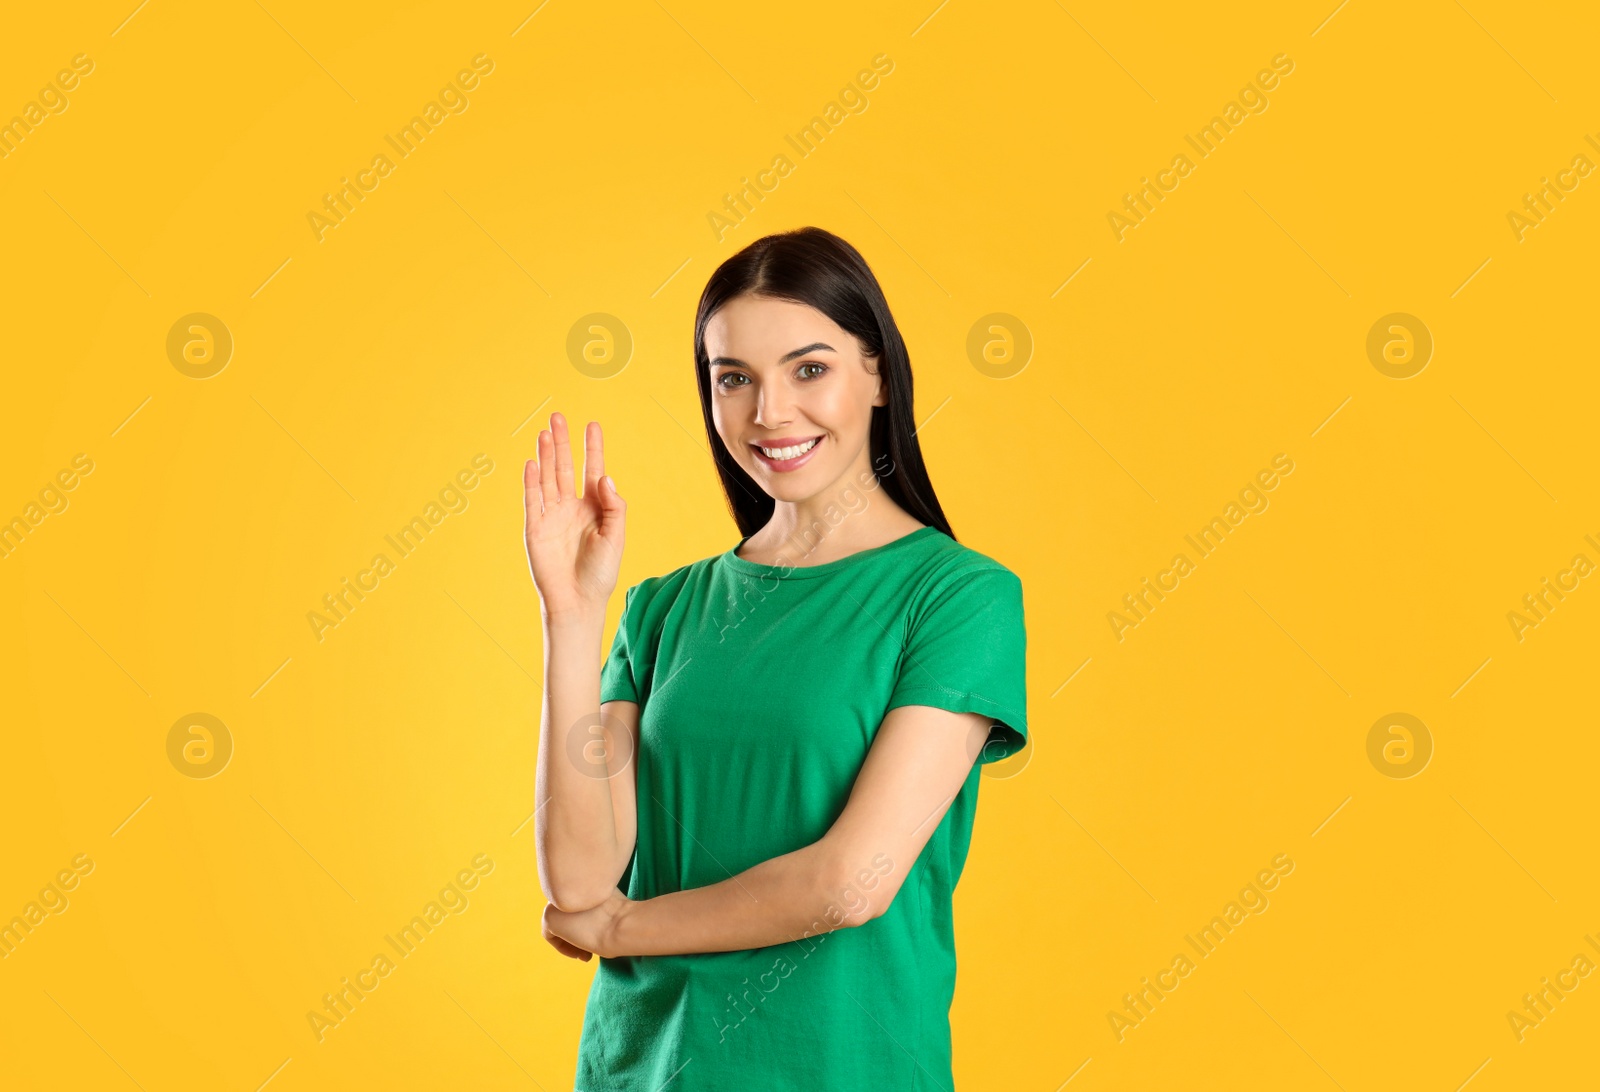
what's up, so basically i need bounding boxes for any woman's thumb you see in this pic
[597,476,625,540]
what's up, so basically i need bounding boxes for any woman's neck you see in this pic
[739,498,924,567]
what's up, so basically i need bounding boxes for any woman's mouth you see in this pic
[751,435,823,472]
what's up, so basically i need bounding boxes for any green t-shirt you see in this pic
[575,524,1028,1091]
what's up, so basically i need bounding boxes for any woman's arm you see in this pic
[525,414,636,913]
[543,703,992,957]
[534,613,638,912]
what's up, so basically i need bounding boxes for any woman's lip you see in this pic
[751,435,824,472]
[753,434,822,448]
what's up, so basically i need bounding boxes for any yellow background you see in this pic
[3,0,1597,1088]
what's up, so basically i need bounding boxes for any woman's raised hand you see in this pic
[524,413,626,621]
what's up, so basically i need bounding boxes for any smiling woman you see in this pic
[706,318,881,487]
[525,226,1029,1092]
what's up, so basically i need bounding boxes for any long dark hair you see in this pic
[692,226,955,541]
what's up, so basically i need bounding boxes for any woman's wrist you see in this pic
[541,603,607,633]
[604,893,639,957]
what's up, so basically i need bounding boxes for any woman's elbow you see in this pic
[818,851,902,928]
[538,846,626,912]
[863,883,902,922]
[537,813,632,902]
[544,875,619,914]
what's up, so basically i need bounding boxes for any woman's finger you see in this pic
[523,458,543,525]
[552,935,593,961]
[537,428,560,511]
[551,412,575,503]
[542,918,593,961]
[581,421,605,500]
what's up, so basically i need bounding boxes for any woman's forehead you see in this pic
[707,298,850,356]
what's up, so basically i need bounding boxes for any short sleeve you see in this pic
[885,566,1029,764]
[599,582,643,705]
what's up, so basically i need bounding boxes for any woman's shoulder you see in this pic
[616,553,717,613]
[911,528,1022,588]
[618,529,1021,610]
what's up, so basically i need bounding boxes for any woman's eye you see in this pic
[716,373,748,390]
[798,363,827,380]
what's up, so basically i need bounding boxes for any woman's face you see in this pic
[704,294,887,503]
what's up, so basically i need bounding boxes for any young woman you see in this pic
[525,226,1028,1090]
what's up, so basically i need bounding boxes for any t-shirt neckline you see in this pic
[722,525,939,580]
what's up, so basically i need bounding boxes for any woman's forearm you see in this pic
[609,838,897,956]
[535,608,626,910]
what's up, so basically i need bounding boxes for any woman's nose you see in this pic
[754,386,793,427]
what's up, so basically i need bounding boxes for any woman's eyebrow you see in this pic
[779,341,835,362]
[710,342,836,368]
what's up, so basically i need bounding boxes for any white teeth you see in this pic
[758,437,819,460]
